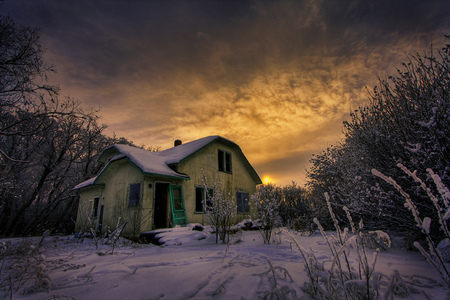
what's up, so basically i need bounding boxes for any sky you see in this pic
[2,0,450,185]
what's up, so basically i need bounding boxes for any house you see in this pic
[73,135,262,236]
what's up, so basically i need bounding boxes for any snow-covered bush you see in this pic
[292,192,392,300]
[0,237,51,298]
[201,172,236,244]
[306,36,450,233]
[373,165,450,287]
[251,183,283,244]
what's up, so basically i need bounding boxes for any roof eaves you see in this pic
[234,147,262,185]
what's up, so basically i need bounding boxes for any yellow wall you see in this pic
[178,140,258,225]
[75,185,104,233]
[76,159,157,236]
[76,140,259,236]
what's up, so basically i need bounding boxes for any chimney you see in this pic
[174,139,182,147]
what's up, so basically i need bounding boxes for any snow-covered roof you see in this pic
[73,135,261,190]
[73,176,99,190]
[155,135,236,165]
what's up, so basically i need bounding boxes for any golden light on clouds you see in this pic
[5,0,450,185]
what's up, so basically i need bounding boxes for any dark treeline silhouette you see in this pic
[0,15,140,236]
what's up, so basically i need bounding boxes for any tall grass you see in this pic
[291,193,391,299]
[373,164,450,287]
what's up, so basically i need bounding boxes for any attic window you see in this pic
[129,183,141,207]
[218,149,232,173]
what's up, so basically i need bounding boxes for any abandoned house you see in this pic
[73,135,262,236]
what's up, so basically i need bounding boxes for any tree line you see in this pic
[0,15,140,236]
[306,36,450,241]
[3,13,449,241]
[252,36,450,247]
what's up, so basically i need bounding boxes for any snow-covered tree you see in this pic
[307,36,450,234]
[201,172,236,244]
[251,183,283,244]
[279,182,313,229]
[0,15,141,236]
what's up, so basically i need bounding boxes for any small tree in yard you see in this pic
[201,172,236,244]
[251,183,283,244]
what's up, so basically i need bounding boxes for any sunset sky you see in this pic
[3,0,450,185]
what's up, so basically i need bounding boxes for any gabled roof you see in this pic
[73,135,261,190]
[155,135,235,164]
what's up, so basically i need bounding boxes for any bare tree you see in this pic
[0,15,113,236]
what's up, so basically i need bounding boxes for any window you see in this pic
[171,186,184,211]
[92,197,100,218]
[129,183,141,207]
[195,186,213,213]
[236,191,250,213]
[218,149,232,173]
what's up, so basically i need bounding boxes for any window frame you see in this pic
[195,186,214,213]
[218,149,232,173]
[128,183,141,207]
[92,196,100,218]
[236,191,250,214]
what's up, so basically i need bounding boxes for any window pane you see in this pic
[218,150,224,171]
[129,183,140,207]
[93,197,100,217]
[225,152,232,173]
[172,187,184,211]
[236,192,249,213]
[195,187,204,212]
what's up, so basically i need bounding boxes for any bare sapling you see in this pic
[1,234,52,298]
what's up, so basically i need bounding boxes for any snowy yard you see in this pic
[1,226,447,300]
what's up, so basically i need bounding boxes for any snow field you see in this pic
[2,227,447,300]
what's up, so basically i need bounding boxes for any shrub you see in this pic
[201,172,236,244]
[251,183,283,244]
[373,164,450,287]
[292,192,392,299]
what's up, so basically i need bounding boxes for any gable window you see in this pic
[195,186,213,213]
[92,197,100,218]
[236,191,250,214]
[218,149,232,173]
[129,183,141,207]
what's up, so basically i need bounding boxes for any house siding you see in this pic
[75,185,104,233]
[75,137,260,236]
[178,140,257,225]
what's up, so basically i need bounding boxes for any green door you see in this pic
[169,185,187,226]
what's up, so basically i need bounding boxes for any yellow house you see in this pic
[73,136,262,236]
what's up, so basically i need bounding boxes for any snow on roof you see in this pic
[106,146,189,179]
[156,135,236,164]
[73,176,99,190]
[74,135,260,190]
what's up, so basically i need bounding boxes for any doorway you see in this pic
[154,182,170,229]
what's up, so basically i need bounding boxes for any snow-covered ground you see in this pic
[1,226,447,299]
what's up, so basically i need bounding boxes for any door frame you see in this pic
[153,181,170,229]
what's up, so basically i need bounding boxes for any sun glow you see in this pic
[263,177,271,184]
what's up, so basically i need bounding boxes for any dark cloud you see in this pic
[2,0,450,184]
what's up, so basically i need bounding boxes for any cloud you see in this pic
[3,0,450,184]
